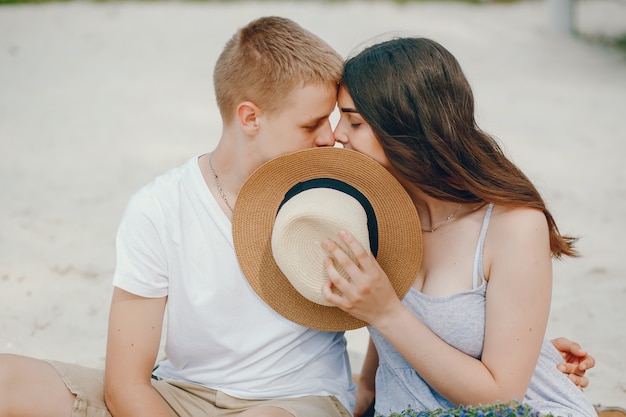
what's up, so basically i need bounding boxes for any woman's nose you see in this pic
[332,126,347,145]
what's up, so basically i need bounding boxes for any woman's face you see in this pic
[334,86,390,168]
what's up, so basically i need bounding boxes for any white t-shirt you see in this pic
[113,156,355,412]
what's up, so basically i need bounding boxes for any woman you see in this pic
[321,37,598,417]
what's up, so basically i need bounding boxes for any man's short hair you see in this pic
[214,16,344,123]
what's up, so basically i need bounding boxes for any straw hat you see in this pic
[232,147,423,331]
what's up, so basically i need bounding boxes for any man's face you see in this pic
[254,82,338,163]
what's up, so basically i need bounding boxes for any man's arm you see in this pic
[104,287,170,416]
[354,337,378,417]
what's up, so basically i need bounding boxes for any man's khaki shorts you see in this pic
[47,361,351,417]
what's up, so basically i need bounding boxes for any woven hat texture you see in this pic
[232,147,422,331]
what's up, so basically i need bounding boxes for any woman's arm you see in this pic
[322,207,551,406]
[104,287,170,417]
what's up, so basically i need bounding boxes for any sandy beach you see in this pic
[1,0,625,410]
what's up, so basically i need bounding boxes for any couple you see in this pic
[0,16,597,417]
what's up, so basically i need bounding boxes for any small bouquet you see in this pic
[383,400,558,417]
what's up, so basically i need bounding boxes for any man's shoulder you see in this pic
[138,157,198,197]
[125,157,200,217]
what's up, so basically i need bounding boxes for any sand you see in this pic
[1,0,625,410]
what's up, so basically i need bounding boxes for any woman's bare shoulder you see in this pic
[486,205,550,254]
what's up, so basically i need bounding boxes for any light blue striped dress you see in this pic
[371,203,597,417]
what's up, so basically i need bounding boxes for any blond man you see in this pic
[0,16,351,417]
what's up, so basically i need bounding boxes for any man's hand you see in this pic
[552,337,595,390]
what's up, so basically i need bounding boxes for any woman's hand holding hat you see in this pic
[321,230,405,328]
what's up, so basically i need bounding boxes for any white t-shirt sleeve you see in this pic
[113,187,169,298]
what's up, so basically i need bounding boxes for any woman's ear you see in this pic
[237,101,261,135]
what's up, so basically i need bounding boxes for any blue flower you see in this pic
[383,400,558,417]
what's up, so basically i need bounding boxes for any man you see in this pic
[0,16,351,417]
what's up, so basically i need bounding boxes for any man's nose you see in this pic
[315,120,336,147]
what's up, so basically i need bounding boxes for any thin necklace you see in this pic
[422,203,463,233]
[208,152,234,214]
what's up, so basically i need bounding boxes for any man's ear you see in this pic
[237,101,261,135]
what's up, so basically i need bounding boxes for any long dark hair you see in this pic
[342,37,577,257]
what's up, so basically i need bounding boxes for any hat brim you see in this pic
[233,147,423,331]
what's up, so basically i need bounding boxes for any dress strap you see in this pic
[472,203,494,289]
